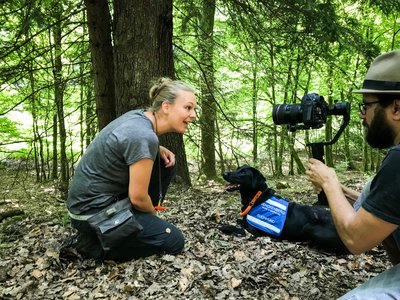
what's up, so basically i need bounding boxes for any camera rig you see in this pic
[272,93,351,206]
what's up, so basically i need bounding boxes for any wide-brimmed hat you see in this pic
[353,50,400,94]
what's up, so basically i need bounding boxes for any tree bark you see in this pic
[114,0,173,112]
[84,0,116,130]
[199,0,217,179]
[113,0,191,185]
[53,5,69,194]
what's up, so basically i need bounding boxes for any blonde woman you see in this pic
[66,77,197,262]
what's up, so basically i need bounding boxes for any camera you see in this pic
[272,93,350,132]
[272,93,350,206]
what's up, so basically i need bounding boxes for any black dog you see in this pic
[223,165,348,255]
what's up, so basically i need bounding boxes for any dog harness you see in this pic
[246,195,289,236]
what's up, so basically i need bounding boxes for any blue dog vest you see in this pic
[246,195,289,236]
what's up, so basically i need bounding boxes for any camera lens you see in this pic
[272,104,303,125]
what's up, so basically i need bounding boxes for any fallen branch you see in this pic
[0,209,25,222]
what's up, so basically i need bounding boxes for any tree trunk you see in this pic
[28,66,41,182]
[199,0,217,179]
[275,126,284,176]
[215,117,225,174]
[113,0,191,185]
[52,114,58,179]
[114,0,173,112]
[84,0,116,130]
[53,5,69,194]
[325,67,334,167]
[363,140,369,172]
[251,64,258,164]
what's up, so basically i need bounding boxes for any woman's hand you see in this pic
[159,146,175,168]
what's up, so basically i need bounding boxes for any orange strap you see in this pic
[155,198,167,211]
[240,191,263,217]
[155,206,167,211]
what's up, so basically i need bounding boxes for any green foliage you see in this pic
[1,0,399,179]
[53,211,70,228]
[0,117,23,143]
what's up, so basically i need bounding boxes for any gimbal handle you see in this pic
[308,142,328,206]
[307,103,350,206]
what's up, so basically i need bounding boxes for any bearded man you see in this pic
[307,50,400,299]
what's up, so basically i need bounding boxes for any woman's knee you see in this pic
[163,226,185,254]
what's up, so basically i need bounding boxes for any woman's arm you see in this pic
[128,159,156,215]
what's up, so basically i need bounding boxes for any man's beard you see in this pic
[364,108,395,149]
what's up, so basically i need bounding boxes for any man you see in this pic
[307,50,400,299]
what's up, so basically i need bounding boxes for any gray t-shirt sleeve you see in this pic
[107,126,158,166]
[354,171,400,252]
[353,180,372,211]
[362,147,400,225]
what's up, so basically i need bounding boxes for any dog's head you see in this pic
[223,165,274,209]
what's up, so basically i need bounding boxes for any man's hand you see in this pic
[311,183,322,194]
[159,146,175,168]
[306,158,339,191]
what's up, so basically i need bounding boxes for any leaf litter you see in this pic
[0,168,391,299]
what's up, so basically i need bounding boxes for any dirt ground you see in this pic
[0,166,392,299]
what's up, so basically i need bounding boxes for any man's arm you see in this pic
[307,158,398,254]
[341,184,360,206]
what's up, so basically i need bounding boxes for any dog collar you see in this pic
[240,190,263,217]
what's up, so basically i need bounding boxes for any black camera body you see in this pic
[272,93,350,206]
[272,93,350,132]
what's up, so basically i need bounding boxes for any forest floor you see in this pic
[0,163,392,300]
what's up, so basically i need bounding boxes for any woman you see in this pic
[66,77,197,262]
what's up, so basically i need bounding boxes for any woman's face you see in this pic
[166,90,197,133]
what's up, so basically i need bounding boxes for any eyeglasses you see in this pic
[358,100,380,115]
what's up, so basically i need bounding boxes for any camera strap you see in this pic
[153,112,167,211]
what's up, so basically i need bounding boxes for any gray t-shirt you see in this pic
[67,110,159,214]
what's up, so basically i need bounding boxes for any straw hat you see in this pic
[353,50,400,94]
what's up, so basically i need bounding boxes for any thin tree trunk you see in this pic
[199,0,217,179]
[28,67,41,182]
[86,88,95,148]
[215,117,225,174]
[251,63,258,164]
[325,66,334,167]
[52,5,69,193]
[52,114,58,179]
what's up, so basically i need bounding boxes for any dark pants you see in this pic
[382,233,400,265]
[148,154,176,206]
[71,157,184,262]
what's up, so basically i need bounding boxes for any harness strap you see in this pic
[240,190,263,217]
[68,210,94,221]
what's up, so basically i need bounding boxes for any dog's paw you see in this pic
[219,225,246,236]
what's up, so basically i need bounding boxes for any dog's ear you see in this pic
[250,167,267,188]
[266,188,275,197]
[237,164,250,170]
